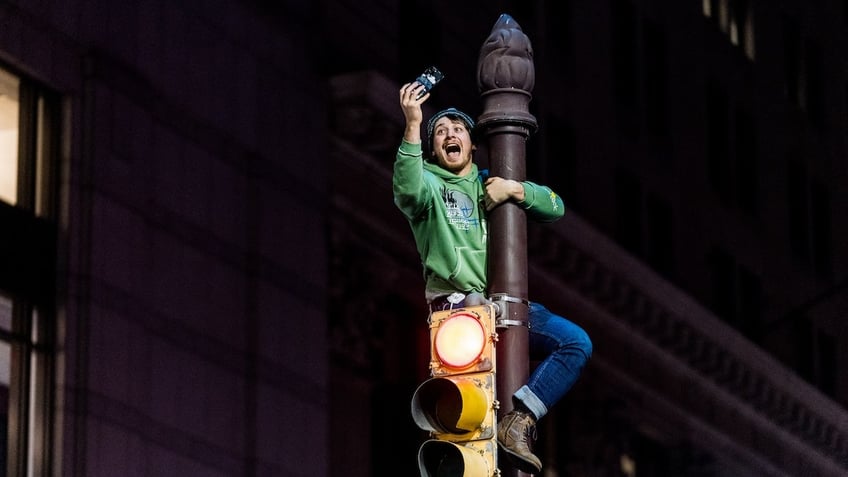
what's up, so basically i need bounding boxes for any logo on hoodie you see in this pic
[441,187,478,231]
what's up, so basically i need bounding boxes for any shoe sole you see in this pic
[497,441,542,474]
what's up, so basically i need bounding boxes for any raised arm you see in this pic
[393,83,433,220]
[399,82,428,144]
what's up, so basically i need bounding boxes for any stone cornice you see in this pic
[531,213,848,474]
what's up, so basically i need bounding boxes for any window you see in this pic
[787,159,832,277]
[0,69,19,206]
[611,0,639,118]
[729,0,753,57]
[782,17,825,128]
[537,114,577,208]
[816,329,837,396]
[610,3,671,140]
[845,80,848,129]
[794,317,838,397]
[804,41,825,129]
[703,0,756,60]
[783,15,802,106]
[542,0,574,77]
[643,19,668,136]
[709,248,735,320]
[615,170,643,254]
[0,64,59,476]
[706,81,731,203]
[705,81,759,214]
[615,170,676,279]
[809,180,832,276]
[787,159,809,259]
[645,194,674,277]
[735,108,758,214]
[0,295,53,477]
[708,247,763,340]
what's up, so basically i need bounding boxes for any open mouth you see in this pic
[445,143,461,154]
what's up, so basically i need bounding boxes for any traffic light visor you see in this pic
[418,440,491,477]
[434,312,486,369]
[411,377,489,434]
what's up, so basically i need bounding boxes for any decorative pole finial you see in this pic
[476,14,537,132]
[477,14,535,92]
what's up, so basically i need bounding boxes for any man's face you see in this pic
[431,117,474,175]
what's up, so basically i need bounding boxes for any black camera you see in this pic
[414,66,444,99]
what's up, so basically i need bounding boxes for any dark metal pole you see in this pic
[477,14,537,477]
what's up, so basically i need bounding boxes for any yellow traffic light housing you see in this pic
[411,305,499,476]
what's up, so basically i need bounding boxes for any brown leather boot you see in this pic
[497,409,542,474]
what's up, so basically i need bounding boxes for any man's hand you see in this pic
[484,177,525,211]
[399,83,429,144]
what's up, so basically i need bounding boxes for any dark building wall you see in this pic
[518,0,848,406]
[2,1,328,475]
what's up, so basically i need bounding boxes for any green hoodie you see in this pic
[393,140,565,301]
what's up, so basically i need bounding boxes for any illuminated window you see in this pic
[0,64,58,476]
[703,0,756,60]
[0,69,19,206]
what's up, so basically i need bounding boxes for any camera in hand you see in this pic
[415,66,444,99]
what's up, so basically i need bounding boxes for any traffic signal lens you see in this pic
[434,313,486,369]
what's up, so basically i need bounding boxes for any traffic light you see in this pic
[411,304,499,476]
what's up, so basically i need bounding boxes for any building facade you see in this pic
[0,0,845,476]
[1,1,328,475]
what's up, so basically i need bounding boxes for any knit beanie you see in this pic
[426,108,476,154]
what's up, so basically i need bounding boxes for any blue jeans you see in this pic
[513,302,592,421]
